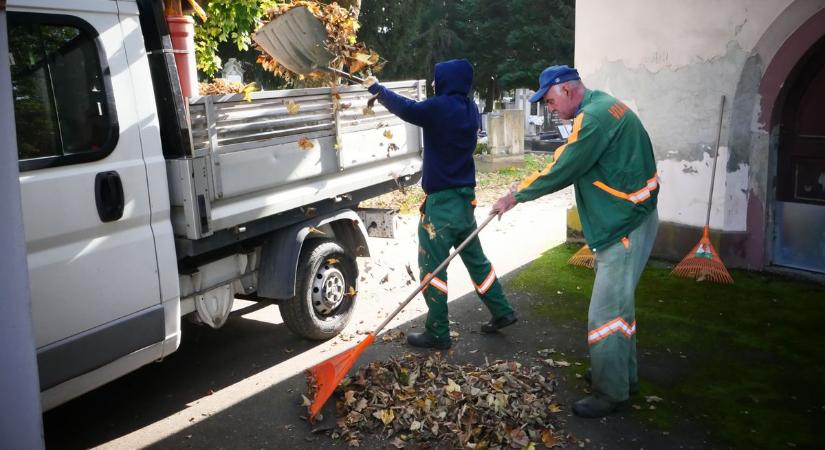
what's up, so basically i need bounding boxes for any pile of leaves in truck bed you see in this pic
[198,79,258,98]
[322,352,572,448]
[257,0,381,82]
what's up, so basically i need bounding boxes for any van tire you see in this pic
[280,239,357,340]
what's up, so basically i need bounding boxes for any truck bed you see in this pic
[166,80,424,242]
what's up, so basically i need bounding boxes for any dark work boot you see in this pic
[407,332,452,350]
[480,312,518,334]
[572,395,628,418]
[584,368,640,395]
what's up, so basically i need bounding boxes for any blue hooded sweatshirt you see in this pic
[368,59,478,194]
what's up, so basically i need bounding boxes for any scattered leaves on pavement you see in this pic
[319,352,571,448]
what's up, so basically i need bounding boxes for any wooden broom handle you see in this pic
[373,214,496,334]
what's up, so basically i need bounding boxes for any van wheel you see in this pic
[280,239,357,340]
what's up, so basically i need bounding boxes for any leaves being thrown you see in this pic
[298,137,315,150]
[256,1,383,82]
[286,99,301,115]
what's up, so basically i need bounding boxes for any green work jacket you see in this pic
[515,89,659,251]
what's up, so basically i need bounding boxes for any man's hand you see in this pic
[491,188,518,220]
[362,76,379,89]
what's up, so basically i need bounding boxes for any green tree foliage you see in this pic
[359,0,574,111]
[358,0,465,94]
[194,0,278,77]
[194,0,573,103]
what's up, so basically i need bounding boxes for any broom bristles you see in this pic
[568,244,595,269]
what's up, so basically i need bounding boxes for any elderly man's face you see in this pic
[543,84,577,120]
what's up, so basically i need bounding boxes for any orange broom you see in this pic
[671,96,733,284]
[306,214,497,420]
[568,244,595,268]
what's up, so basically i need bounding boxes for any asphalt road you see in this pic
[43,190,720,450]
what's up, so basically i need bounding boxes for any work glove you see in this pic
[362,76,379,89]
[491,184,518,220]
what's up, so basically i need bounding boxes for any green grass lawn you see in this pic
[510,243,825,450]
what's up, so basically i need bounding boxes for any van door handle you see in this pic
[95,171,125,222]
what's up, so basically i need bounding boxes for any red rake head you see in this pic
[671,227,733,284]
[307,332,375,421]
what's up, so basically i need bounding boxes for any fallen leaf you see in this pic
[444,378,461,395]
[541,430,558,447]
[345,390,356,405]
[327,258,339,264]
[307,226,325,235]
[372,408,395,425]
[383,130,394,139]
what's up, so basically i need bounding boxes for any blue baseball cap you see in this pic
[528,65,581,103]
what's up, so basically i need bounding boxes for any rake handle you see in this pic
[706,95,725,228]
[373,213,497,335]
[323,66,365,84]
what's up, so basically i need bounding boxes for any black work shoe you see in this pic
[572,395,627,418]
[480,312,518,334]
[583,368,640,395]
[407,332,452,350]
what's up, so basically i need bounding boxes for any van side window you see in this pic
[8,13,118,171]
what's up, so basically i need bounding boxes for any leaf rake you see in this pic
[567,244,595,269]
[306,214,497,421]
[671,96,733,284]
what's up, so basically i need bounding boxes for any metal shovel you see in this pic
[252,6,364,83]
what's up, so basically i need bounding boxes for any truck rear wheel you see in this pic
[280,238,357,340]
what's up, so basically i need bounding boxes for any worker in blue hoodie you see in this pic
[363,59,517,350]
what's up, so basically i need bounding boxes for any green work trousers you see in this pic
[418,187,514,341]
[588,210,659,402]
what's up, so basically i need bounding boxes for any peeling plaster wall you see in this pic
[575,0,791,231]
[574,0,825,267]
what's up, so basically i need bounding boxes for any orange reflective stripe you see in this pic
[593,180,630,199]
[588,318,636,345]
[518,113,584,192]
[474,267,497,295]
[593,173,660,204]
[425,273,448,295]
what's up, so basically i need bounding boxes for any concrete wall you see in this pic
[575,0,825,268]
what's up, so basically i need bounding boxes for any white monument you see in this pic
[222,58,244,84]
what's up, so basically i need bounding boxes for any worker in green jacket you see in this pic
[492,65,660,418]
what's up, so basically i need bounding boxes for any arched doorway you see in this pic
[773,35,825,273]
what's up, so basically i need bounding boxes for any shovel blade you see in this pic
[252,6,334,76]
